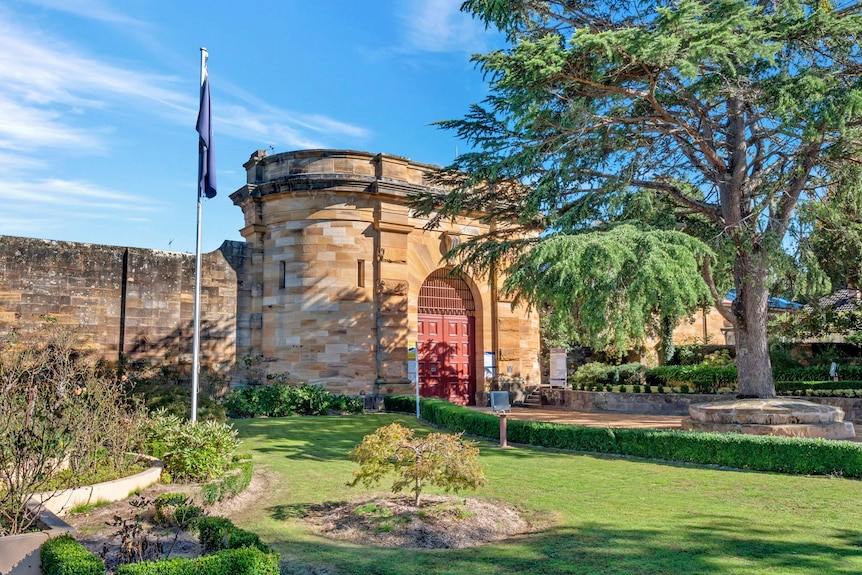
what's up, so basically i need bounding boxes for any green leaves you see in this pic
[348,423,486,506]
[505,225,713,354]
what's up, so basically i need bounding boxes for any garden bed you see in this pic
[28,454,162,517]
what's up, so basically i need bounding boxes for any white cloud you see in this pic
[0,178,157,212]
[17,0,147,27]
[400,0,490,54]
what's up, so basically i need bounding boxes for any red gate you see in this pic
[417,269,476,405]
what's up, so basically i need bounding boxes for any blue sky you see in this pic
[0,0,501,253]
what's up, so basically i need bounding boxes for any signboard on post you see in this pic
[408,342,419,417]
[550,347,567,388]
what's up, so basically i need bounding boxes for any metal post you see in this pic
[191,47,207,423]
[499,413,508,448]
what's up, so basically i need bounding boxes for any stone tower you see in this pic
[230,149,540,404]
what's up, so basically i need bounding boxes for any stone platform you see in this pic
[682,398,857,440]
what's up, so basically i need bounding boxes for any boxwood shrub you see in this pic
[195,516,274,555]
[114,546,278,575]
[200,455,254,505]
[41,534,105,575]
[391,397,862,479]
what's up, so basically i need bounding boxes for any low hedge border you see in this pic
[386,396,862,479]
[200,455,254,505]
[195,516,275,555]
[41,534,105,575]
[41,515,278,575]
[114,546,278,575]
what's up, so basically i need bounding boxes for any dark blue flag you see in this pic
[196,72,216,199]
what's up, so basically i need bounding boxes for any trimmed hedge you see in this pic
[648,365,738,392]
[774,365,862,382]
[386,397,862,479]
[774,380,862,397]
[195,516,274,555]
[41,534,105,575]
[200,456,254,505]
[114,547,278,575]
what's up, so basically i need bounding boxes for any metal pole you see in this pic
[499,413,508,448]
[191,47,207,423]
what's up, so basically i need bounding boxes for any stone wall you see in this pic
[231,149,542,400]
[0,235,248,373]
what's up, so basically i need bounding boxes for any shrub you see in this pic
[224,383,364,418]
[774,380,862,395]
[573,362,612,386]
[142,411,240,483]
[195,516,274,554]
[348,423,486,506]
[383,395,417,413]
[0,323,147,535]
[114,546,278,575]
[200,456,254,505]
[408,398,862,479]
[128,382,226,422]
[41,534,106,575]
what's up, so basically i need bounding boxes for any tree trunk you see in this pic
[732,251,776,398]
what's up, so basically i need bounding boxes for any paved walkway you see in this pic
[470,406,684,429]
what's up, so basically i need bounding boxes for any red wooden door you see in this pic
[418,313,475,405]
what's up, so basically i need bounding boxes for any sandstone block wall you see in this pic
[0,236,248,373]
[231,149,543,400]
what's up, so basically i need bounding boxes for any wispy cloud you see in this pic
[0,178,158,212]
[400,0,490,54]
[215,85,371,150]
[17,0,148,27]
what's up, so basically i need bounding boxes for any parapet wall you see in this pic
[0,235,250,373]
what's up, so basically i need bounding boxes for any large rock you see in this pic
[682,398,856,440]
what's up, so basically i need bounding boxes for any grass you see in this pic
[66,499,114,515]
[228,413,862,575]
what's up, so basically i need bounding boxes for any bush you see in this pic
[224,383,364,418]
[142,412,240,483]
[0,323,148,535]
[41,534,106,575]
[775,380,862,395]
[648,365,737,393]
[114,546,278,575]
[348,423,486,506]
[195,516,274,554]
[200,456,254,505]
[383,395,417,413]
[128,382,226,422]
[405,397,862,479]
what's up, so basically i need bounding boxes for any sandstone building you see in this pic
[0,149,542,406]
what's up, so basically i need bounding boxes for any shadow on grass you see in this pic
[266,518,862,575]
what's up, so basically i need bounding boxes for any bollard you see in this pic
[499,413,508,448]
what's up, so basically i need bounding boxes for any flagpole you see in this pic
[191,47,207,423]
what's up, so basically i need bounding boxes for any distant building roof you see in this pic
[818,288,862,312]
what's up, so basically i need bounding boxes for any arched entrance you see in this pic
[417,269,476,405]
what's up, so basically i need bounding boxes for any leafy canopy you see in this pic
[348,423,486,506]
[413,0,862,388]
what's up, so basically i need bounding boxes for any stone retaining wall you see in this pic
[538,389,862,423]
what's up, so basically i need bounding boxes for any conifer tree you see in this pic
[414,0,862,397]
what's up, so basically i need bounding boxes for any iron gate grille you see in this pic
[418,269,475,316]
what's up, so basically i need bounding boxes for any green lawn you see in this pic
[229,414,862,575]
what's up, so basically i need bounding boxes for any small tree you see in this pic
[348,423,485,506]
